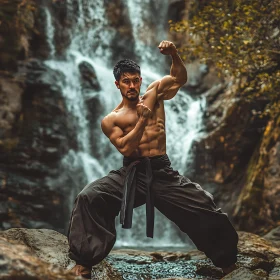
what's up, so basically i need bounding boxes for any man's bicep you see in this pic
[157,75,181,100]
[142,77,180,107]
[141,80,160,110]
[108,126,125,148]
[101,118,125,149]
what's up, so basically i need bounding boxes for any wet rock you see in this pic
[2,228,280,279]
[237,231,280,261]
[168,0,187,22]
[29,1,71,59]
[106,231,280,279]
[0,236,77,280]
[195,260,224,278]
[268,257,280,279]
[0,228,121,280]
[78,61,101,92]
[221,267,265,280]
[0,59,79,231]
[50,0,72,57]
[0,72,23,139]
[0,228,72,268]
[253,269,269,278]
[232,113,280,233]
[0,0,38,71]
[263,226,280,247]
[105,0,135,62]
[190,77,272,228]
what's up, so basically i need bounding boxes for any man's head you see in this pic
[113,59,142,101]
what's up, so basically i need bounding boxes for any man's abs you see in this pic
[135,119,166,157]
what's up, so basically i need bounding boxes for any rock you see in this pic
[0,234,77,280]
[2,228,280,279]
[237,231,280,261]
[0,59,80,232]
[0,72,23,139]
[78,61,101,91]
[105,0,135,62]
[263,226,280,247]
[232,113,280,233]
[268,257,280,279]
[0,0,38,71]
[221,267,265,280]
[0,228,121,280]
[190,77,272,230]
[0,228,73,268]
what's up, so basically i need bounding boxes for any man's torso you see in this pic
[113,97,166,158]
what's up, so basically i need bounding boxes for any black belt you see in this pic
[120,157,155,238]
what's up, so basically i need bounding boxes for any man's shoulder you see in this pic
[102,112,117,126]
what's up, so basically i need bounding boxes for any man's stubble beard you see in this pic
[121,91,140,101]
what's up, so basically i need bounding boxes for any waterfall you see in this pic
[44,8,55,58]
[126,0,169,68]
[45,0,207,249]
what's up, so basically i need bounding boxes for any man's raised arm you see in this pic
[141,41,188,110]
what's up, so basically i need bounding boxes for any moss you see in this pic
[0,138,19,151]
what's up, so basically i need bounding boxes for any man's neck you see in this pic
[122,97,139,109]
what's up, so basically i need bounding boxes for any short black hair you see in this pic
[113,59,141,81]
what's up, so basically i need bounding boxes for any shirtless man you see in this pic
[68,41,238,279]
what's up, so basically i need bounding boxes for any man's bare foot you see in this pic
[222,263,237,275]
[71,264,92,279]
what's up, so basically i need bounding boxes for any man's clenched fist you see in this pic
[158,40,177,56]
[136,103,152,119]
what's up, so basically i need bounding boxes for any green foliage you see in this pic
[170,0,280,113]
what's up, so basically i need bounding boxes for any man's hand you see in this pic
[158,40,177,56]
[136,103,152,119]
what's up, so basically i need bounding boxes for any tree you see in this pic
[170,0,280,113]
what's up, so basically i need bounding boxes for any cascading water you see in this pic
[44,8,55,58]
[44,0,207,250]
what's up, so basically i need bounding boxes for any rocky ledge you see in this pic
[1,228,280,280]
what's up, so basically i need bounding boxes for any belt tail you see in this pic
[120,162,138,229]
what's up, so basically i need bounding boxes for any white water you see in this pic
[44,0,207,249]
[45,8,55,58]
[126,0,169,69]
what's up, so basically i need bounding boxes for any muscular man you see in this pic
[68,41,238,279]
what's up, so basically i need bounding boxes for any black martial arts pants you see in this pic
[68,154,238,268]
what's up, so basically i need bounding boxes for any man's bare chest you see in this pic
[115,108,165,134]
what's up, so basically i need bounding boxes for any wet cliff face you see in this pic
[188,71,280,234]
[0,0,77,231]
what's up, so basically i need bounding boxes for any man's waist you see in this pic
[123,153,171,169]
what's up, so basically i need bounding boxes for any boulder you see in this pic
[1,228,280,279]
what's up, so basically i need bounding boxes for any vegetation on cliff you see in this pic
[170,0,280,113]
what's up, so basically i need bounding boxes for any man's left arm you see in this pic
[158,40,188,100]
[141,41,188,110]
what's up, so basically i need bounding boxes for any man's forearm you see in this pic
[118,117,147,156]
[170,52,188,84]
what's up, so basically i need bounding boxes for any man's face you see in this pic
[115,72,142,101]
